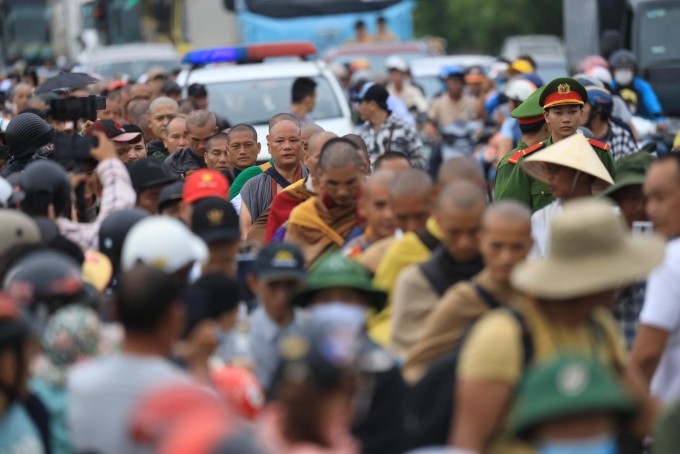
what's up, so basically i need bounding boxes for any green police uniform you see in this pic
[495,86,549,210]
[494,78,616,212]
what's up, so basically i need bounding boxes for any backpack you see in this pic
[403,284,534,450]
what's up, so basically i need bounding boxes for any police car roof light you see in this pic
[182,42,318,66]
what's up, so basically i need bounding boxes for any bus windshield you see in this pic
[638,4,680,66]
[203,75,343,125]
[243,0,401,18]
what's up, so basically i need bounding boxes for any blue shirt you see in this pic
[0,402,44,454]
[612,77,665,123]
[249,306,304,389]
[30,378,71,454]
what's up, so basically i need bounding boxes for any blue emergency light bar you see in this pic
[182,42,318,66]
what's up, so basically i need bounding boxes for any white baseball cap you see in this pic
[121,216,208,273]
[385,55,408,72]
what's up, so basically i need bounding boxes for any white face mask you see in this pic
[614,69,634,86]
[309,302,367,330]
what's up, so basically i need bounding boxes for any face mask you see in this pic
[614,69,634,86]
[310,302,367,330]
[539,434,618,454]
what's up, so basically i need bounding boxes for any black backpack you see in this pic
[403,285,535,450]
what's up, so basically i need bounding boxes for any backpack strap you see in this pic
[503,307,535,368]
[472,283,501,310]
[415,227,440,252]
[265,166,293,189]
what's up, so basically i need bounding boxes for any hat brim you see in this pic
[290,281,387,312]
[511,235,664,299]
[522,161,613,188]
[136,175,177,191]
[599,174,646,198]
[257,269,308,283]
[513,387,637,439]
[112,132,142,143]
[196,228,240,245]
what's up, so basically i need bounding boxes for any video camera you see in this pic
[52,134,99,172]
[50,96,106,122]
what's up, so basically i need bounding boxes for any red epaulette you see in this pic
[508,142,545,165]
[587,138,611,151]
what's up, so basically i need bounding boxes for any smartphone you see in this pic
[50,96,107,121]
[632,221,654,236]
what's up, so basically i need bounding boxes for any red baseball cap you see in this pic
[182,169,229,204]
[84,120,141,143]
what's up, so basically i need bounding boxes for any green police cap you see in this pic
[540,77,589,109]
[511,355,637,439]
[600,151,656,198]
[511,85,546,122]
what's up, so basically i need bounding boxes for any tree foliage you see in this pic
[414,0,563,54]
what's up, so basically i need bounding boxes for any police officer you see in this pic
[493,77,616,211]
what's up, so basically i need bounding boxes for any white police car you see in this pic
[176,42,353,161]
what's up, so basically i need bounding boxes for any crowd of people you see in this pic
[0,45,678,454]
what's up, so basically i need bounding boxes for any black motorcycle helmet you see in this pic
[20,160,72,218]
[3,250,86,325]
[4,112,55,160]
[98,208,150,271]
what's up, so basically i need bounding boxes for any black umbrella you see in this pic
[35,72,99,94]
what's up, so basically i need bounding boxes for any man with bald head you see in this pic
[343,169,397,258]
[391,181,486,359]
[10,83,32,115]
[301,123,324,152]
[241,117,308,240]
[146,97,179,156]
[229,113,301,200]
[163,110,218,178]
[404,201,533,383]
[369,157,488,345]
[285,138,363,266]
[265,130,336,243]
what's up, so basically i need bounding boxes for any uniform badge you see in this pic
[557,83,571,95]
[206,209,224,226]
[557,363,589,396]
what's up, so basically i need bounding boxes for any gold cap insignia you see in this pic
[201,173,213,182]
[557,83,571,95]
[272,250,297,267]
[206,209,224,225]
[280,335,309,360]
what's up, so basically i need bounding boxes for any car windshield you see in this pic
[94,59,180,80]
[638,4,680,66]
[536,61,569,84]
[330,52,429,73]
[412,76,442,100]
[203,75,344,125]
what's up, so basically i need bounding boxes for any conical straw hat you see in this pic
[521,134,614,187]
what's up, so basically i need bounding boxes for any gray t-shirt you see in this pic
[67,354,189,454]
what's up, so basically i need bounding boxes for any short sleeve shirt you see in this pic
[640,238,680,403]
[428,93,478,128]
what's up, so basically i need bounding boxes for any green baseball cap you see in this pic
[289,254,387,311]
[511,355,636,439]
[511,85,546,122]
[600,152,656,198]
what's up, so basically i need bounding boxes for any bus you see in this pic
[224,0,415,52]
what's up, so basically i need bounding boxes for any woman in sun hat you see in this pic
[521,133,615,257]
[450,198,663,454]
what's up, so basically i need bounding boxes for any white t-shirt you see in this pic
[639,238,680,403]
[67,354,190,454]
[529,200,562,258]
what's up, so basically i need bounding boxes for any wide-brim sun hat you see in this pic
[511,198,665,299]
[521,133,614,187]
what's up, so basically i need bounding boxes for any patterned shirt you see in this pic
[56,158,136,251]
[604,120,638,161]
[358,114,426,170]
[612,282,646,350]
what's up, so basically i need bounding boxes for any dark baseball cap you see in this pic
[188,83,208,98]
[162,80,182,96]
[158,180,184,211]
[253,243,306,282]
[127,159,177,191]
[352,83,389,110]
[191,197,239,244]
[85,120,141,143]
